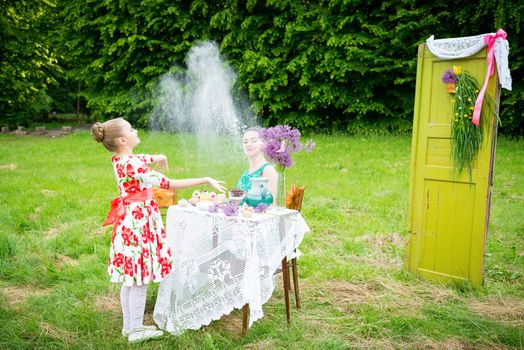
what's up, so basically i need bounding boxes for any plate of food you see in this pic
[228,188,245,205]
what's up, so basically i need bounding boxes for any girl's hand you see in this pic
[155,155,168,173]
[205,177,226,193]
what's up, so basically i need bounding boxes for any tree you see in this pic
[0,0,62,126]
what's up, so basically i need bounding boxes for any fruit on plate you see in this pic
[229,188,244,197]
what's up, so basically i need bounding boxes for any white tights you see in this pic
[120,284,148,330]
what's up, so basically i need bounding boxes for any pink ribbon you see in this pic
[472,29,506,126]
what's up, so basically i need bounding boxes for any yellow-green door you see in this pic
[405,44,500,286]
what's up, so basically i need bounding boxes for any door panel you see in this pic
[406,44,499,286]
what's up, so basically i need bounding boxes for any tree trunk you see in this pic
[76,80,81,124]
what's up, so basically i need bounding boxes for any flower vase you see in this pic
[277,169,286,209]
[447,82,456,94]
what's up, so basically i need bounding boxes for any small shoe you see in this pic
[128,326,163,343]
[122,325,158,337]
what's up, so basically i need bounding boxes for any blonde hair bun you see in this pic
[91,118,130,152]
[91,122,105,143]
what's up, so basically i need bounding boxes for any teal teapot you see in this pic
[245,177,273,207]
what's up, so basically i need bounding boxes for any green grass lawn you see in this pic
[0,131,522,349]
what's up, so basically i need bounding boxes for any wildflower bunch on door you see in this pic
[442,66,497,178]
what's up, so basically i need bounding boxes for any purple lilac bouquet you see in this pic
[259,125,302,170]
[441,68,457,84]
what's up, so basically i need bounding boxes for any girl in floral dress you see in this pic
[92,118,225,343]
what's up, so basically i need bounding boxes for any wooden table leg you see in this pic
[291,257,301,309]
[242,303,249,336]
[282,257,291,324]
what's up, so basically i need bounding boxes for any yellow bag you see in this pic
[152,187,177,208]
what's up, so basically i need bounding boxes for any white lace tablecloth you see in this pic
[153,205,310,335]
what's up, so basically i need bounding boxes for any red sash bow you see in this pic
[102,188,154,237]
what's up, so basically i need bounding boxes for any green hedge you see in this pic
[2,0,523,136]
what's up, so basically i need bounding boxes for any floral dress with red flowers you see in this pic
[108,154,172,286]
